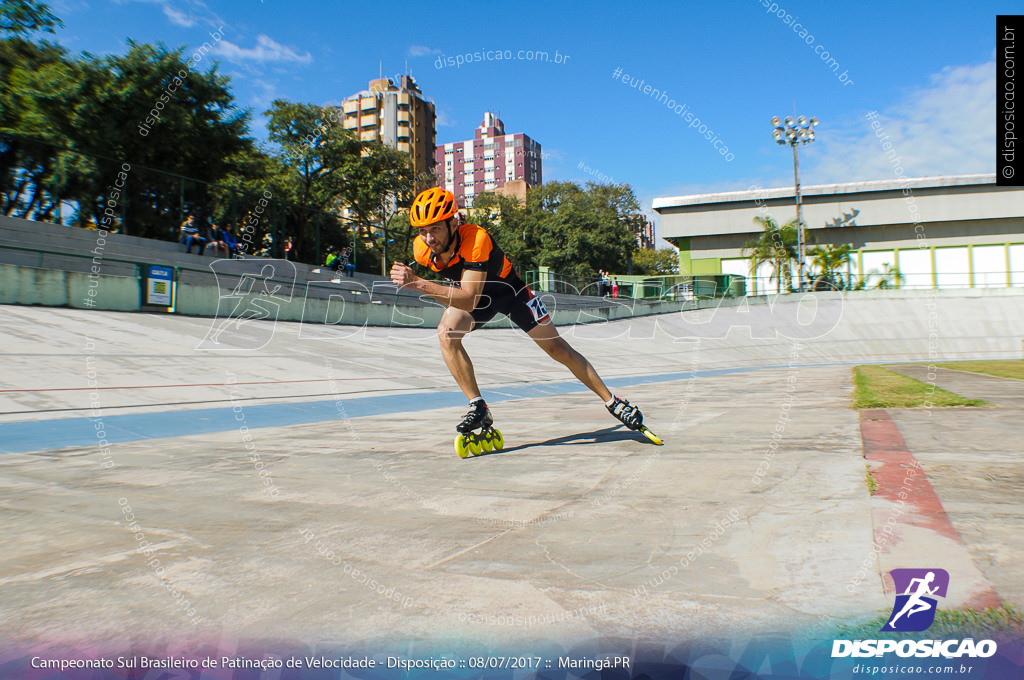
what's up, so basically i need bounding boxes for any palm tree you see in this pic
[807,243,853,290]
[743,215,799,293]
[871,262,904,290]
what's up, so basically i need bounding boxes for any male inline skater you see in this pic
[390,188,657,452]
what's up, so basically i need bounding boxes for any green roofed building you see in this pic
[653,174,1024,295]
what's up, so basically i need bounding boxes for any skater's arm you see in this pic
[391,263,485,311]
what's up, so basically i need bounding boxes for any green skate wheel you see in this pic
[492,429,503,451]
[468,433,483,456]
[481,435,493,453]
[639,426,663,446]
[455,434,472,458]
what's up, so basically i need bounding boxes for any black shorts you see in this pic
[470,283,550,333]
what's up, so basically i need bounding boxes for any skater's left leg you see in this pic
[526,318,612,402]
[526,317,649,433]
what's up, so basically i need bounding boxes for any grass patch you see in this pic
[865,466,878,495]
[834,605,1024,640]
[933,360,1024,381]
[852,366,989,409]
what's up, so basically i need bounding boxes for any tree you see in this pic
[468,182,644,288]
[525,181,639,281]
[0,36,71,219]
[632,248,680,276]
[266,101,360,208]
[209,145,284,256]
[868,262,904,290]
[807,242,852,290]
[471,190,535,272]
[743,215,799,293]
[339,140,415,274]
[77,42,254,235]
[583,182,644,276]
[1,0,62,35]
[265,101,363,261]
[2,36,258,236]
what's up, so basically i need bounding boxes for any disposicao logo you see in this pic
[882,568,949,632]
[831,568,998,659]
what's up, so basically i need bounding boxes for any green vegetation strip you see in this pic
[864,465,878,495]
[932,360,1024,381]
[834,605,1024,640]
[852,366,988,409]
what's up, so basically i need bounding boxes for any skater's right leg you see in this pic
[437,306,482,401]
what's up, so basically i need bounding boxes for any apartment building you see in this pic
[435,112,542,208]
[340,76,436,179]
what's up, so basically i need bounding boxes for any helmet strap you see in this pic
[441,219,460,262]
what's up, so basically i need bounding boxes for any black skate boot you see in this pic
[455,401,503,458]
[607,396,643,430]
[607,396,663,445]
[457,400,493,434]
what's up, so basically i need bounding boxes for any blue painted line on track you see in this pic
[0,362,854,454]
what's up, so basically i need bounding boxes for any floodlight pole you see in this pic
[792,141,805,291]
[771,114,817,292]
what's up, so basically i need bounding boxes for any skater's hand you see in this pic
[390,262,418,288]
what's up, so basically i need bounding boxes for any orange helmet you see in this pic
[410,188,457,227]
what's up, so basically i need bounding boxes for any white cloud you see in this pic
[538,147,564,163]
[249,78,277,109]
[408,45,441,57]
[649,177,773,204]
[115,0,223,29]
[810,59,995,184]
[162,4,194,26]
[49,0,91,15]
[211,34,312,65]
[435,109,456,128]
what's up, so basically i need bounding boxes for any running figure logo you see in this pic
[881,568,950,632]
[197,259,296,350]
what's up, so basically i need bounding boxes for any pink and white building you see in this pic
[435,112,542,208]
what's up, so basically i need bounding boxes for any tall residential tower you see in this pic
[340,76,436,179]
[435,112,542,208]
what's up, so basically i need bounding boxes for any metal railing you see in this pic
[740,271,1024,295]
[524,270,747,300]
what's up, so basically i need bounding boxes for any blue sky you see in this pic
[51,0,1003,240]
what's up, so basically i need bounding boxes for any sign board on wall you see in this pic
[146,265,173,306]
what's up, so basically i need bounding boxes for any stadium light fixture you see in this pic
[770,113,819,291]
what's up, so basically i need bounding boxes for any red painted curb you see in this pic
[860,409,1002,610]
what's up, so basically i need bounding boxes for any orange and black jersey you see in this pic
[413,223,526,294]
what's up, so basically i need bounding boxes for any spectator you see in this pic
[325,247,341,271]
[180,215,206,255]
[340,247,355,277]
[612,278,619,299]
[221,225,240,258]
[206,222,230,258]
[284,236,295,261]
